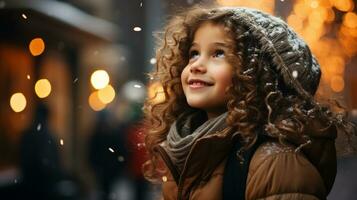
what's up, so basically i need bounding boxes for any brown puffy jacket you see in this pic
[154,122,337,200]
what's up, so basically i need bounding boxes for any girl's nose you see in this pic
[190,58,207,73]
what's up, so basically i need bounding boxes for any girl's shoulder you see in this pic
[246,140,330,200]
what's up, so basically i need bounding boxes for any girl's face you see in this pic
[181,22,235,119]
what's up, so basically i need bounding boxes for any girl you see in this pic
[143,6,355,200]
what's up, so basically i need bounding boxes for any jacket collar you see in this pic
[155,132,236,199]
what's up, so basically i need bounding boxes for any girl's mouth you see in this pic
[188,79,213,88]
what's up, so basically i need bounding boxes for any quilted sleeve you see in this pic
[246,142,327,200]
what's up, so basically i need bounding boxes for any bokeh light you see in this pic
[29,37,45,56]
[330,75,345,92]
[10,93,27,112]
[35,79,52,98]
[89,91,106,111]
[331,0,354,12]
[343,12,357,29]
[216,0,275,14]
[90,70,110,89]
[147,82,165,104]
[286,0,357,94]
[122,80,146,103]
[98,84,116,104]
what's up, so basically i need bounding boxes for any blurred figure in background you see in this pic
[127,123,149,200]
[88,110,129,200]
[19,103,63,200]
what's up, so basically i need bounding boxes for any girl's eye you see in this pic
[189,50,199,59]
[213,49,225,58]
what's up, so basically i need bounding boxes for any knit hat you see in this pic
[219,7,321,99]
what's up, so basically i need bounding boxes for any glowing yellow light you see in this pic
[294,2,310,19]
[338,28,357,56]
[287,14,304,31]
[98,84,116,104]
[35,79,52,98]
[162,176,168,182]
[148,82,165,104]
[29,38,45,56]
[216,0,275,14]
[326,8,335,22]
[90,70,110,89]
[327,56,345,74]
[343,12,357,29]
[330,75,345,92]
[332,0,354,12]
[89,91,106,111]
[308,8,326,27]
[310,0,319,8]
[10,93,27,112]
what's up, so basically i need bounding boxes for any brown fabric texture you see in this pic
[157,132,336,200]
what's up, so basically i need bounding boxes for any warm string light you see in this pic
[88,91,106,111]
[217,0,356,93]
[285,0,356,93]
[89,69,117,111]
[29,37,45,56]
[90,70,109,89]
[147,82,165,104]
[35,79,52,98]
[10,93,27,112]
[97,84,115,104]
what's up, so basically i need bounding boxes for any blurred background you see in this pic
[0,0,356,200]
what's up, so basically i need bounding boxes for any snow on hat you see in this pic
[219,7,321,99]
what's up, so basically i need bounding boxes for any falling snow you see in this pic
[118,156,125,162]
[134,84,142,88]
[73,78,78,83]
[162,176,168,182]
[140,2,143,7]
[292,70,298,78]
[37,123,42,131]
[60,139,64,146]
[133,27,142,32]
[108,147,114,153]
[27,75,30,79]
[21,13,27,19]
[150,58,157,64]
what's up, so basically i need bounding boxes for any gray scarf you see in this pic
[161,111,228,171]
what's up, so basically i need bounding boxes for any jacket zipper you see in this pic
[177,139,202,200]
[156,141,200,200]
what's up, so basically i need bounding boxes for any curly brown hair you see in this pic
[142,6,355,181]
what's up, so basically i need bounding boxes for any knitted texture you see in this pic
[220,7,321,99]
